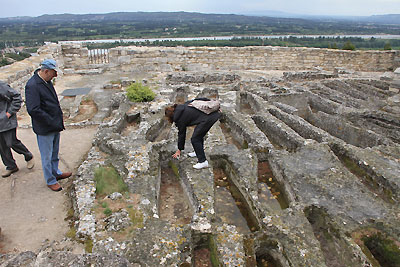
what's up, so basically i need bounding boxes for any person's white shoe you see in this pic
[188,152,197,158]
[193,160,209,169]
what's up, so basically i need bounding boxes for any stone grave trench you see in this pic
[1,70,399,266]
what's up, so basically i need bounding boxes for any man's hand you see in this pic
[6,112,11,118]
[172,150,181,159]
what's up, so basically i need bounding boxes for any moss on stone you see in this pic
[66,226,77,239]
[66,208,75,220]
[84,238,93,253]
[168,160,180,178]
[128,207,144,228]
[242,140,249,149]
[208,235,221,267]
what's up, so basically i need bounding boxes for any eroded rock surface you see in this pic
[1,46,399,266]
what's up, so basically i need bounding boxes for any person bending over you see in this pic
[165,98,221,169]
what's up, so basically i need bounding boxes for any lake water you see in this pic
[58,34,400,44]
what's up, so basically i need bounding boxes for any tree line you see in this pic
[86,37,399,50]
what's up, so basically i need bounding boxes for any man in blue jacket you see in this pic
[0,81,34,177]
[25,59,71,192]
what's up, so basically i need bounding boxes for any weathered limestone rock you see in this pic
[94,221,191,266]
[104,209,132,232]
[214,224,246,266]
[1,43,399,266]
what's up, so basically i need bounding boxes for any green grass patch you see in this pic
[94,166,129,197]
[126,82,155,102]
[104,208,112,216]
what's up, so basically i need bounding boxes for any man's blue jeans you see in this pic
[37,132,62,185]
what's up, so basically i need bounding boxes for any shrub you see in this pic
[126,82,155,102]
[0,57,10,67]
[94,166,129,197]
[329,43,338,49]
[384,42,392,50]
[342,41,356,50]
[5,52,31,61]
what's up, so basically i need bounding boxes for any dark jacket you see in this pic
[25,70,64,135]
[0,81,22,133]
[173,98,212,151]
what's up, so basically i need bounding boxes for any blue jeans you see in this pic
[37,132,62,185]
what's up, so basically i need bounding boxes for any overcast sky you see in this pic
[0,0,399,18]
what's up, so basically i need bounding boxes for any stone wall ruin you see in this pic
[60,44,400,73]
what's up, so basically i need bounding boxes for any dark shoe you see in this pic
[56,172,72,181]
[48,183,62,191]
[26,157,35,169]
[2,167,19,177]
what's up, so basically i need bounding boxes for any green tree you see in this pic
[329,43,338,49]
[384,42,392,50]
[342,41,356,50]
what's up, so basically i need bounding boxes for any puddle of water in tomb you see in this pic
[159,165,192,225]
[194,248,212,267]
[213,168,259,235]
[258,161,289,210]
[240,102,255,115]
[257,255,280,267]
[219,123,243,149]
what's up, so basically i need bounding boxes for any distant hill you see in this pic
[1,11,400,47]
[362,14,400,24]
[241,11,400,25]
[1,11,399,25]
[0,12,301,24]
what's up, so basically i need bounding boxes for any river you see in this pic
[58,34,400,44]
